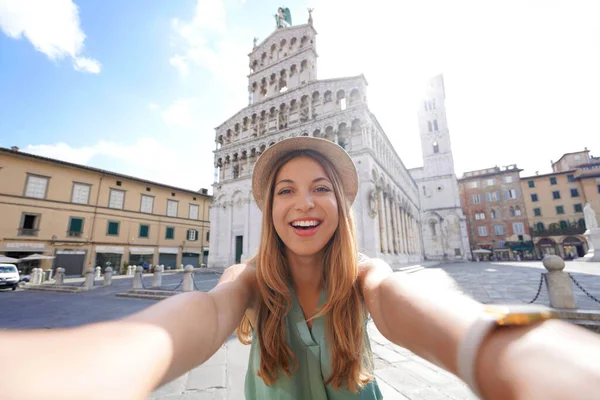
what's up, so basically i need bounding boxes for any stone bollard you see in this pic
[35,268,43,285]
[152,264,164,288]
[182,265,194,292]
[133,266,144,289]
[55,268,65,285]
[103,267,113,286]
[129,265,135,276]
[95,266,101,279]
[31,268,39,285]
[84,269,95,290]
[543,255,576,309]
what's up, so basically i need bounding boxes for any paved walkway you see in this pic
[1,261,599,399]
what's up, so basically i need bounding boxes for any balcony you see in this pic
[530,225,586,237]
[67,231,83,238]
[18,228,39,237]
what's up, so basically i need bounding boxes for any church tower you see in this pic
[208,9,423,267]
[411,75,471,260]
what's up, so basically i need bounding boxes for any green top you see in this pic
[244,286,383,400]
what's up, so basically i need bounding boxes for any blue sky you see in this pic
[2,0,600,193]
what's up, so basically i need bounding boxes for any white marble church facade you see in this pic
[207,14,423,268]
[409,76,471,261]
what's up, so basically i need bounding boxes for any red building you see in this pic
[458,165,533,260]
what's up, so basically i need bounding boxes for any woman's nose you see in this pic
[296,191,315,211]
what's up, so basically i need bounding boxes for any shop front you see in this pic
[537,238,558,256]
[95,246,125,274]
[0,242,52,274]
[54,250,87,276]
[562,237,586,259]
[129,247,155,269]
[158,247,178,270]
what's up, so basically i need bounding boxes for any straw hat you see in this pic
[251,137,358,211]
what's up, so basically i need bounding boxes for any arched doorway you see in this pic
[562,237,585,259]
[537,238,557,256]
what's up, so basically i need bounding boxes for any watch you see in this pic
[457,304,559,398]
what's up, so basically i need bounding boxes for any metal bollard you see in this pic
[95,266,101,279]
[133,266,144,289]
[55,268,65,285]
[103,267,113,286]
[543,255,576,309]
[182,265,194,292]
[152,265,164,288]
[84,269,95,290]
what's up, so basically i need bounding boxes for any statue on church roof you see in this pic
[275,7,292,29]
[308,8,314,25]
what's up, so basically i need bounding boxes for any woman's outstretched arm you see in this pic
[0,264,255,400]
[360,258,600,400]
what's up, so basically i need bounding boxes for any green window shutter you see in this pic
[139,225,149,238]
[108,222,119,235]
[166,227,174,239]
[70,218,83,233]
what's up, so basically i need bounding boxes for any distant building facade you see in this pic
[0,147,211,275]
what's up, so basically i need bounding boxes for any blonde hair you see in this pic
[237,150,373,391]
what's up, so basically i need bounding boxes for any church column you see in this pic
[389,197,398,254]
[377,188,387,253]
[414,217,420,255]
[402,208,409,255]
[396,204,405,255]
[408,214,414,255]
[385,193,393,253]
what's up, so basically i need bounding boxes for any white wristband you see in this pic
[456,313,498,398]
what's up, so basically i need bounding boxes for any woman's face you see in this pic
[272,156,339,257]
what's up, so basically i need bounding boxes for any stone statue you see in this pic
[584,203,598,229]
[368,189,378,218]
[275,7,292,29]
[308,8,314,25]
[253,37,258,48]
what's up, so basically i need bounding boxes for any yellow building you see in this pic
[0,147,211,275]
[520,149,600,258]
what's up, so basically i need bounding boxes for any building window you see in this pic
[484,178,495,186]
[107,221,120,236]
[570,188,579,197]
[24,175,49,199]
[189,204,199,220]
[509,206,515,217]
[552,191,561,200]
[206,231,210,241]
[139,224,149,238]
[470,194,482,204]
[567,174,575,182]
[504,189,518,200]
[165,226,175,239]
[433,141,439,153]
[490,209,497,219]
[429,221,437,236]
[556,205,565,215]
[485,191,499,202]
[550,177,557,185]
[140,195,154,214]
[427,121,432,132]
[167,200,178,217]
[67,217,84,237]
[494,225,504,235]
[19,213,40,236]
[71,183,91,204]
[109,189,125,209]
[474,212,486,220]
[454,248,461,256]
[533,208,541,216]
[574,204,583,213]
[536,222,545,231]
[531,193,538,202]
[433,119,439,131]
[514,206,522,216]
[579,218,586,229]
[513,222,525,234]
[187,229,198,241]
[504,176,514,183]
[478,226,488,237]
[559,220,568,230]
[467,181,479,188]
[528,180,535,188]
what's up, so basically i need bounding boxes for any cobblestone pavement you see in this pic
[1,261,598,399]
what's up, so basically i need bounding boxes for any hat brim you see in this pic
[251,137,358,211]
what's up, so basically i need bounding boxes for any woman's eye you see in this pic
[277,189,292,195]
[315,186,331,192]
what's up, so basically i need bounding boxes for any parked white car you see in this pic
[0,264,20,290]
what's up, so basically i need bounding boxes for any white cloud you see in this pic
[161,97,202,129]
[148,102,160,110]
[0,0,101,73]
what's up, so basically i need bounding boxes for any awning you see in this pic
[20,254,56,261]
[0,255,21,263]
[95,246,125,254]
[473,249,492,254]
[159,247,179,254]
[129,247,155,255]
